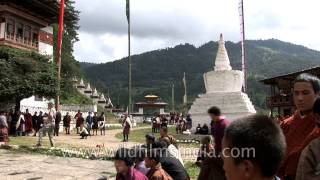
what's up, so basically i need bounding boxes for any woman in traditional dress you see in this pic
[0,111,9,145]
[122,114,132,142]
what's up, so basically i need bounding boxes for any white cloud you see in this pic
[74,0,320,63]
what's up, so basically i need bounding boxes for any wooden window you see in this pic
[32,31,38,47]
[16,22,23,39]
[6,19,14,36]
[24,25,31,39]
[24,25,31,44]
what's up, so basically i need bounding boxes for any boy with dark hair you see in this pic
[279,73,320,179]
[198,106,230,180]
[222,114,286,180]
[145,149,173,180]
[114,148,148,180]
[208,106,229,153]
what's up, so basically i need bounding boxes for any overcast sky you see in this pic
[73,0,320,63]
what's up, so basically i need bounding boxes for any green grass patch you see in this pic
[184,161,200,180]
[114,125,199,148]
[115,126,175,143]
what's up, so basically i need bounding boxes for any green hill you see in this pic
[80,39,320,111]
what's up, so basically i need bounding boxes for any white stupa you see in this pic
[91,88,99,99]
[77,78,85,89]
[189,34,256,128]
[84,83,93,94]
[98,93,107,104]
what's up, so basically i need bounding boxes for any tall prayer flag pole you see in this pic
[171,83,175,112]
[182,72,187,115]
[126,0,132,115]
[239,0,247,92]
[56,0,65,111]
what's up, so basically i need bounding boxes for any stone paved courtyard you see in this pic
[0,149,116,180]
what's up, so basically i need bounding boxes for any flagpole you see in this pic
[239,0,246,92]
[56,0,65,111]
[183,72,187,115]
[126,0,132,115]
[171,83,175,112]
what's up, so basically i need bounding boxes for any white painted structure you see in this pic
[189,34,256,129]
[38,26,53,61]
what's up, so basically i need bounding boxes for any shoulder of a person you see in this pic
[308,138,320,153]
[280,115,295,128]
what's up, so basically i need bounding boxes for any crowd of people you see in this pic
[0,103,109,146]
[1,72,320,180]
[113,73,320,180]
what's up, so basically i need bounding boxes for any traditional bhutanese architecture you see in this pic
[135,95,168,115]
[77,79,85,89]
[3,0,75,112]
[91,88,99,99]
[84,83,93,94]
[0,0,63,58]
[260,66,320,117]
[98,93,106,104]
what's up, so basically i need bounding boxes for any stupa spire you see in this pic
[214,33,232,71]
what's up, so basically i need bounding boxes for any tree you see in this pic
[0,47,58,110]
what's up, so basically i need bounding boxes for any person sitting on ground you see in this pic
[221,114,285,180]
[295,96,320,180]
[182,128,191,135]
[79,124,89,139]
[161,137,184,166]
[114,148,148,180]
[196,136,214,167]
[145,148,173,180]
[159,126,177,148]
[151,141,190,180]
[195,124,201,134]
[200,123,209,135]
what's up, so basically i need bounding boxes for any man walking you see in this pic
[36,102,55,147]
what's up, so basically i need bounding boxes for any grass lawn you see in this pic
[9,136,81,148]
[115,125,176,143]
[184,161,200,180]
[115,125,200,148]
